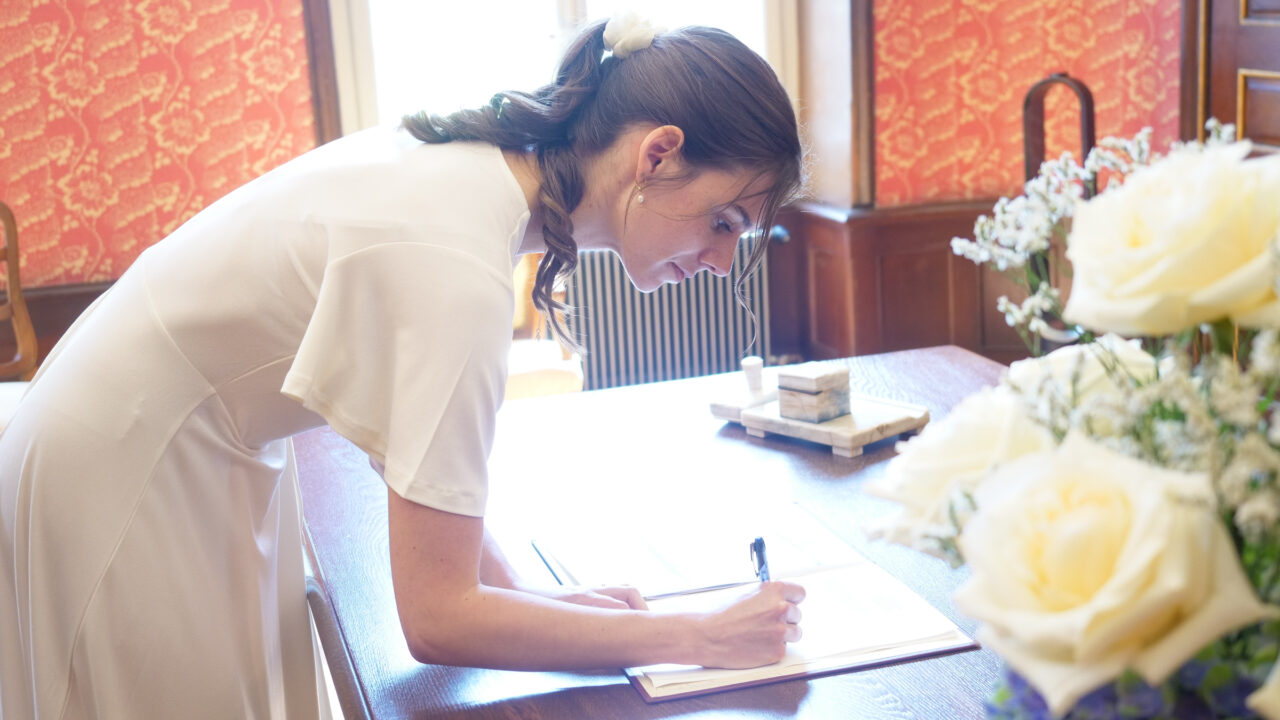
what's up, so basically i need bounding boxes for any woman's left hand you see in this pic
[526,584,648,611]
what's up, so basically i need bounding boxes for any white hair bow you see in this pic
[603,13,664,58]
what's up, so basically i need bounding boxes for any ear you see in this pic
[634,125,685,184]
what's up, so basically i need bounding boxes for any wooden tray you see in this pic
[737,396,930,457]
[710,368,929,456]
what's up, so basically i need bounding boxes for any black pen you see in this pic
[750,536,770,582]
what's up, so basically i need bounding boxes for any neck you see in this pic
[502,145,630,257]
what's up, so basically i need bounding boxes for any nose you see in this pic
[701,243,735,277]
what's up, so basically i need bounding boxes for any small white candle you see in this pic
[742,355,764,391]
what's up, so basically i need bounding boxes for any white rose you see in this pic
[1006,333,1160,399]
[1248,661,1280,719]
[864,386,1054,554]
[955,433,1277,716]
[1063,142,1280,335]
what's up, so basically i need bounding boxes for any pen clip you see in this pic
[750,536,770,582]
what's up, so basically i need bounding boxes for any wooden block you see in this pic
[777,362,850,394]
[778,387,850,423]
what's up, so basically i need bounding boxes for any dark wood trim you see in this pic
[1180,0,1207,140]
[851,0,875,206]
[766,208,810,363]
[0,282,112,369]
[302,0,343,144]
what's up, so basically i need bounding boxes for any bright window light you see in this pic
[366,1,767,126]
[583,0,765,55]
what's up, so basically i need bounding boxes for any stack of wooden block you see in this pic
[777,363,851,423]
[709,358,930,458]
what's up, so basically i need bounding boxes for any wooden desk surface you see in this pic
[296,345,1006,720]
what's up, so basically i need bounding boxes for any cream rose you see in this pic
[864,386,1054,554]
[1063,142,1280,336]
[1249,661,1280,719]
[1006,333,1160,398]
[954,433,1277,716]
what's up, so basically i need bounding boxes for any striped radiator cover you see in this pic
[565,243,771,390]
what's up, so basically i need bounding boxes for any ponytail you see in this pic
[404,21,613,349]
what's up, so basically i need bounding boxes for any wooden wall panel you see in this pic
[1244,0,1280,22]
[877,247,950,352]
[774,201,1027,364]
[976,266,1029,364]
[801,208,858,360]
[1240,71,1280,149]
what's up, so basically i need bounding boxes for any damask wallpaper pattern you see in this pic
[0,0,316,286]
[3,2,1184,283]
[873,0,1182,207]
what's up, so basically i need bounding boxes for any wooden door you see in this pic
[1187,0,1280,148]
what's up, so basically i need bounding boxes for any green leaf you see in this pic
[1201,662,1234,692]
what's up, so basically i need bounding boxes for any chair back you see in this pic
[0,202,37,381]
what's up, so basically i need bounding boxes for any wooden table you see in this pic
[296,345,1007,720]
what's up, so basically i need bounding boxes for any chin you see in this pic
[620,266,664,293]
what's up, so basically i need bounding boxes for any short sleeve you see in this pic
[282,239,513,517]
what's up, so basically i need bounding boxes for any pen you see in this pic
[750,536,770,582]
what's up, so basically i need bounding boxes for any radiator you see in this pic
[565,243,771,390]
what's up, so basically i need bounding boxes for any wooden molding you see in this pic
[1180,0,1207,140]
[850,0,875,206]
[302,0,343,144]
[797,1,874,207]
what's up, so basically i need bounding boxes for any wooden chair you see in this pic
[0,202,38,430]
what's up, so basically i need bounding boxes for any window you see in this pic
[351,1,775,129]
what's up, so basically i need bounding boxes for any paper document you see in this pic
[625,562,974,700]
[532,502,976,701]
[532,503,863,599]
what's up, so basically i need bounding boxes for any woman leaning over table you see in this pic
[0,15,805,719]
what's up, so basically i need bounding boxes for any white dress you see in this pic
[0,126,530,718]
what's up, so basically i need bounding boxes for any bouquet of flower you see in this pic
[868,122,1280,719]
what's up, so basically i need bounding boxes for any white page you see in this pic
[533,503,863,598]
[629,562,967,690]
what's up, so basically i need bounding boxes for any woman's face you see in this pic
[615,167,771,293]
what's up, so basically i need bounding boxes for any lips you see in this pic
[668,262,689,282]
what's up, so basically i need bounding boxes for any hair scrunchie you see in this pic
[602,13,664,58]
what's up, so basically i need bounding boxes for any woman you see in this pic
[0,15,805,718]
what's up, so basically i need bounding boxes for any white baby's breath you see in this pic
[1236,490,1280,542]
[1254,330,1280,377]
[1206,356,1263,427]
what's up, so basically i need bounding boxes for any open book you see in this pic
[532,505,976,702]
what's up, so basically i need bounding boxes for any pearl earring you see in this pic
[637,193,645,204]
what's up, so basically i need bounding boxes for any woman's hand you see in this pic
[520,583,648,611]
[693,581,805,669]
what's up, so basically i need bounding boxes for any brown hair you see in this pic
[403,19,803,347]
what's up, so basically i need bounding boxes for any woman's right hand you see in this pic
[693,581,805,669]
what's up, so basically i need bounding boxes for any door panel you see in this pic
[1201,0,1280,150]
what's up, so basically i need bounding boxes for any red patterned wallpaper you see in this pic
[874,0,1182,207]
[0,0,317,287]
